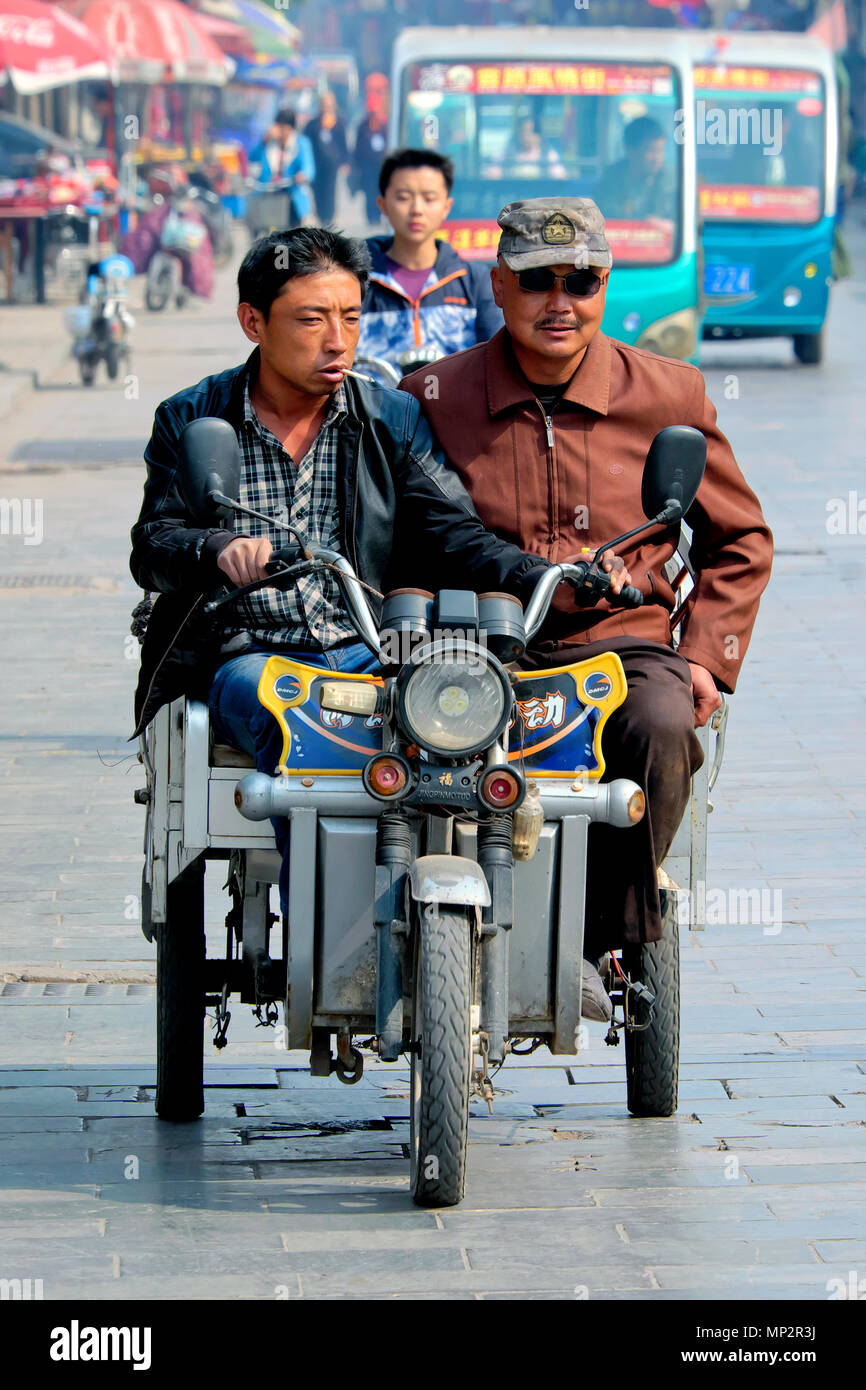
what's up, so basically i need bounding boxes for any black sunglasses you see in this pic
[516,267,604,298]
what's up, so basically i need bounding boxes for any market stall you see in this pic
[0,0,115,301]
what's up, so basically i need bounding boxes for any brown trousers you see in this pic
[519,637,704,953]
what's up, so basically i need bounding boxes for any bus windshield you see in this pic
[694,65,825,224]
[400,59,683,265]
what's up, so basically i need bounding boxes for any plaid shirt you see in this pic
[222,375,356,650]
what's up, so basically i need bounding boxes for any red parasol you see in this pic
[61,0,232,85]
[0,0,111,94]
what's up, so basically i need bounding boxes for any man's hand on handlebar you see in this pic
[598,549,632,598]
[217,536,273,587]
[559,549,643,610]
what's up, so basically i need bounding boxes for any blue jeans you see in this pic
[208,642,379,921]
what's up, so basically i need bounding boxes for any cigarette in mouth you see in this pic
[341,367,378,384]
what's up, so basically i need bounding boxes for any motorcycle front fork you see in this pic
[476,815,513,1068]
[311,810,516,1082]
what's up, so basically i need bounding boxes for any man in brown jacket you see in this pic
[401,196,773,1022]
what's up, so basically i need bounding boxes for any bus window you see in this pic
[694,66,825,224]
[402,60,682,265]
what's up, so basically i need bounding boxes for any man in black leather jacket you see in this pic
[130,227,556,741]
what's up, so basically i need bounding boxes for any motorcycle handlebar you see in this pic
[203,543,642,657]
[523,562,643,642]
[265,545,303,572]
[612,583,644,609]
[203,545,381,655]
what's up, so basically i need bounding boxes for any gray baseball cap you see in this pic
[497,197,612,271]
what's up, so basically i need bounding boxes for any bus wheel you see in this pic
[793,331,824,365]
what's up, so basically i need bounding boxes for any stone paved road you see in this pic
[0,213,864,1301]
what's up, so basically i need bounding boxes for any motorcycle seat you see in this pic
[210,742,256,769]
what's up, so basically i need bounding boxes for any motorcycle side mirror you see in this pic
[590,426,707,565]
[641,426,707,527]
[178,418,242,522]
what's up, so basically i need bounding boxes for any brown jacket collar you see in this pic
[486,326,611,418]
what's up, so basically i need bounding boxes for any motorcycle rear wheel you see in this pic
[155,858,206,1121]
[409,903,473,1208]
[105,345,121,380]
[622,888,680,1117]
[79,359,96,386]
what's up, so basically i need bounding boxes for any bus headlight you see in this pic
[398,641,511,756]
[783,286,802,307]
[636,308,698,361]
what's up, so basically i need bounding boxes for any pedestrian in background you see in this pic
[306,91,350,225]
[249,109,316,224]
[350,73,390,226]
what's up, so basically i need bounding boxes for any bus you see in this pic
[690,32,838,364]
[390,27,700,362]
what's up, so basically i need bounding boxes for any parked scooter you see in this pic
[136,417,713,1207]
[145,191,211,312]
[63,253,135,387]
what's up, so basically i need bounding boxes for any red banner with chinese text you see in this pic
[698,184,821,222]
[439,218,675,265]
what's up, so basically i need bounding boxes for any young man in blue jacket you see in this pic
[357,148,503,364]
[249,110,316,224]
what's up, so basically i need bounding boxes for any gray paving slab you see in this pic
[741,1163,866,1185]
[465,1235,813,1269]
[649,1264,849,1294]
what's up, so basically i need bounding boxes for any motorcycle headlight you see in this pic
[398,641,511,756]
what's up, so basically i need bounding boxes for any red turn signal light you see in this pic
[478,766,524,811]
[363,754,410,800]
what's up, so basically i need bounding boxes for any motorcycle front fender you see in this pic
[409,854,491,909]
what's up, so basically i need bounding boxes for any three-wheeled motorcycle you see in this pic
[134,418,727,1207]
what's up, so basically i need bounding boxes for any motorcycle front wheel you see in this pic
[409,902,473,1208]
[155,857,206,1121]
[145,262,173,312]
[622,887,680,1117]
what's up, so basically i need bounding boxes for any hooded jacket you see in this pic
[356,236,503,364]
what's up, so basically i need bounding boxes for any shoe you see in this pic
[581,955,613,1023]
